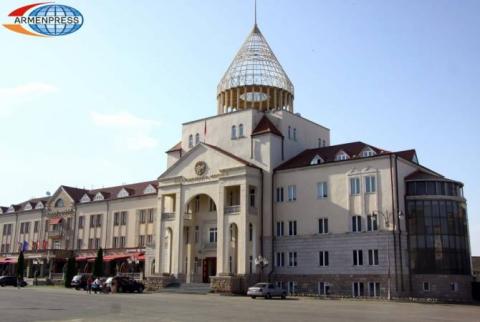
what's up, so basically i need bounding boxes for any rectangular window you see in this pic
[353,282,365,297]
[353,250,363,266]
[317,182,328,199]
[139,235,145,247]
[120,236,126,248]
[90,216,95,228]
[78,216,84,229]
[352,216,362,232]
[96,214,102,227]
[288,251,297,267]
[368,282,380,297]
[318,218,328,234]
[287,185,297,202]
[121,212,127,225]
[114,212,119,226]
[209,227,217,243]
[139,210,146,224]
[423,282,430,292]
[288,281,296,295]
[88,238,94,249]
[209,199,216,212]
[276,187,284,202]
[276,252,285,267]
[318,282,330,295]
[367,214,378,231]
[95,238,100,249]
[148,209,154,223]
[249,256,253,274]
[365,176,376,193]
[249,188,256,208]
[34,221,39,233]
[147,234,153,245]
[276,221,284,236]
[350,177,360,195]
[368,249,379,265]
[194,226,199,243]
[450,282,458,292]
[288,221,297,236]
[319,251,329,266]
[77,239,82,249]
[112,237,118,248]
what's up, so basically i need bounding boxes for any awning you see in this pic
[0,257,18,264]
[103,254,130,262]
[75,256,96,262]
[49,217,62,224]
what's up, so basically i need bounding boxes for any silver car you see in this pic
[247,283,287,299]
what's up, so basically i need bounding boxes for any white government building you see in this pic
[0,21,472,300]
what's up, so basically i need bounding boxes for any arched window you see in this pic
[231,125,237,139]
[249,223,253,241]
[55,199,64,208]
[195,133,200,145]
[288,126,291,139]
[293,128,297,141]
[238,124,244,137]
[188,135,193,148]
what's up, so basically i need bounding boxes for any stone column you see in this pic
[171,190,184,278]
[238,181,248,274]
[216,182,225,274]
[154,194,164,274]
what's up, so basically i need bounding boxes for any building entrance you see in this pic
[203,257,216,283]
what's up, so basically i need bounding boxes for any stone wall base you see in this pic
[145,274,178,292]
[210,274,262,294]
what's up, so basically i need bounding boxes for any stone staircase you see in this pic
[159,282,212,295]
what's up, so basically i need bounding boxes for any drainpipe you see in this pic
[389,155,399,294]
[259,168,264,258]
[394,155,404,292]
[268,170,275,281]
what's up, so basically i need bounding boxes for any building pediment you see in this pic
[159,143,252,181]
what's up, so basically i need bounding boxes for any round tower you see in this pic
[217,24,294,114]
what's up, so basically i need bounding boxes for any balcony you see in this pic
[48,230,64,238]
[224,205,240,215]
[204,242,217,250]
[161,213,175,221]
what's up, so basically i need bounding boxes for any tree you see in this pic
[64,257,76,288]
[16,251,25,279]
[93,248,104,277]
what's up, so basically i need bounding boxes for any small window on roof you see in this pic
[35,202,44,210]
[55,199,64,208]
[412,154,419,164]
[144,184,156,194]
[24,203,32,211]
[335,151,349,161]
[117,188,129,198]
[80,194,91,203]
[7,206,15,213]
[310,155,324,165]
[361,147,376,158]
[94,193,104,201]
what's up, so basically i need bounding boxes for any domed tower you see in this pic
[217,23,294,114]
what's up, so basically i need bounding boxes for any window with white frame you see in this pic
[276,221,284,236]
[78,216,84,229]
[231,125,237,139]
[288,220,297,236]
[352,282,365,297]
[362,149,375,157]
[367,214,378,231]
[276,252,285,267]
[146,234,153,245]
[350,177,360,195]
[311,155,324,165]
[209,227,217,243]
[353,249,363,266]
[188,134,193,148]
[287,185,296,202]
[368,282,380,297]
[450,282,458,292]
[318,218,328,234]
[319,251,329,266]
[276,187,284,202]
[318,282,330,295]
[352,216,362,232]
[368,249,379,265]
[335,151,349,161]
[317,182,328,199]
[288,281,296,295]
[120,236,126,248]
[147,209,154,223]
[238,124,244,137]
[288,251,297,267]
[195,133,200,145]
[423,281,430,292]
[293,128,297,141]
[365,176,376,193]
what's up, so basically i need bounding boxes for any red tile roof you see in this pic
[405,170,443,180]
[395,149,417,162]
[276,141,391,171]
[166,141,182,153]
[251,116,283,137]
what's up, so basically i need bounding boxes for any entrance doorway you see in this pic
[202,257,216,283]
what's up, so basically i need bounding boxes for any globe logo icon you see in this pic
[28,4,83,36]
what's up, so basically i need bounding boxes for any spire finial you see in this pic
[254,0,257,26]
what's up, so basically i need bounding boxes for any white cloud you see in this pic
[0,82,58,115]
[90,111,160,150]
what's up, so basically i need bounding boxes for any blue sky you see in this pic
[0,0,478,254]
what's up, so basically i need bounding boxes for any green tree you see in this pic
[16,251,25,279]
[93,248,104,277]
[64,257,76,288]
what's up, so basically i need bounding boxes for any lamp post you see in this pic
[254,255,268,280]
[373,210,404,301]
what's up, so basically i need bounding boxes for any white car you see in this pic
[247,283,287,299]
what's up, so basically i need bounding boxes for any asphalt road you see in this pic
[0,286,479,322]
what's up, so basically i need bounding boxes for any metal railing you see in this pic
[224,205,240,214]
[161,213,175,220]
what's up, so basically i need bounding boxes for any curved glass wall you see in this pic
[406,180,470,275]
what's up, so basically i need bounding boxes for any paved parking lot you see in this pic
[0,287,479,322]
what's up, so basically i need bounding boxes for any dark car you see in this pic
[0,276,27,287]
[112,276,144,293]
[71,274,91,290]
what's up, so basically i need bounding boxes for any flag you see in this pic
[43,240,48,250]
[22,240,29,252]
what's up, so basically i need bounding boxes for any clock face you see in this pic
[240,91,269,102]
[194,161,207,176]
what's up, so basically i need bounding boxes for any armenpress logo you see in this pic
[3,2,83,37]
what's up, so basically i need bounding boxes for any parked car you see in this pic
[71,274,91,290]
[111,276,144,293]
[247,283,286,299]
[0,276,27,287]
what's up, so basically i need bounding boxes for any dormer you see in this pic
[117,188,130,198]
[310,155,324,165]
[94,192,105,201]
[0,207,3,214]
[143,184,156,195]
[80,193,91,203]
[35,202,44,210]
[335,150,350,161]
[360,146,376,158]
[24,202,33,211]
[7,206,15,213]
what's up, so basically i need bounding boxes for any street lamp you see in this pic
[373,210,404,301]
[254,255,268,278]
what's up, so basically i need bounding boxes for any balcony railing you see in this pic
[224,205,240,214]
[161,212,175,220]
[48,230,63,238]
[184,213,193,220]
[204,242,217,249]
